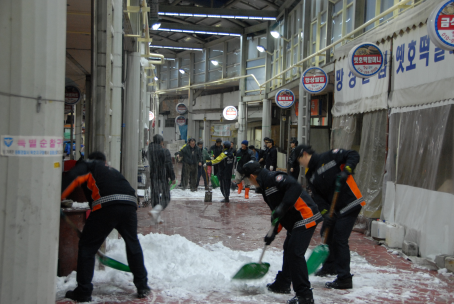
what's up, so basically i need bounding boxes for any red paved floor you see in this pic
[56,164,454,304]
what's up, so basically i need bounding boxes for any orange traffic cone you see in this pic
[245,187,250,199]
[238,182,243,194]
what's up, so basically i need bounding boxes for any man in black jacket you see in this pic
[209,138,223,176]
[233,140,256,199]
[294,145,365,290]
[147,134,176,223]
[180,138,202,191]
[205,141,234,202]
[288,139,300,179]
[61,152,150,302]
[243,161,321,304]
[258,137,270,168]
[265,138,278,171]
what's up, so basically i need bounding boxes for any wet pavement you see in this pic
[56,164,454,304]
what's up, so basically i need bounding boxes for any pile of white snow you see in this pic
[56,233,451,303]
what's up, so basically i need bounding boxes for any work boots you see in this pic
[266,281,291,294]
[325,275,353,289]
[245,187,250,199]
[237,182,243,194]
[287,296,315,304]
[315,267,337,277]
[137,286,152,298]
[221,197,230,203]
[65,290,92,302]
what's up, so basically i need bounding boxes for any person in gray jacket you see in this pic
[180,138,202,191]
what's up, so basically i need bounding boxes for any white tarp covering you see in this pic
[381,101,454,258]
[333,41,391,117]
[389,24,454,108]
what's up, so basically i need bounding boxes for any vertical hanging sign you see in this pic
[428,0,454,51]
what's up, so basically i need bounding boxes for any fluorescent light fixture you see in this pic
[211,60,219,66]
[179,69,185,74]
[149,45,203,51]
[154,76,159,81]
[256,45,266,53]
[151,22,161,30]
[270,31,280,39]
[157,11,276,20]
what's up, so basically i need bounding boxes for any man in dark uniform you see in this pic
[258,137,270,168]
[288,139,300,179]
[61,152,150,302]
[294,145,365,290]
[265,138,278,171]
[233,140,256,199]
[209,138,223,176]
[147,134,176,224]
[243,161,322,304]
[204,141,234,202]
[180,138,202,191]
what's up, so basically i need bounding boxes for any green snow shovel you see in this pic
[169,179,178,191]
[232,224,276,280]
[211,174,220,189]
[306,176,342,275]
[60,209,131,272]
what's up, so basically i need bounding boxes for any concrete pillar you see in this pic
[84,75,92,157]
[0,0,66,303]
[110,0,123,170]
[75,99,83,158]
[187,89,195,138]
[262,99,272,142]
[93,0,113,160]
[159,114,164,136]
[139,69,146,164]
[122,52,141,191]
[237,100,246,144]
[204,119,211,147]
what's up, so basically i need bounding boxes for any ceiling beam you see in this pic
[171,0,183,5]
[160,16,193,24]
[263,1,279,10]
[149,33,178,43]
[148,40,203,49]
[66,52,89,75]
[225,0,241,8]
[158,5,278,18]
[157,22,244,34]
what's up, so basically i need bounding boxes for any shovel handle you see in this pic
[322,177,342,244]
[259,224,276,264]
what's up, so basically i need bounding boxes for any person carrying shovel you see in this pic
[242,161,322,304]
[294,145,365,290]
[61,151,151,302]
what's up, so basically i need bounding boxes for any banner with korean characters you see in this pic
[333,40,391,117]
[1,135,64,157]
[389,24,454,108]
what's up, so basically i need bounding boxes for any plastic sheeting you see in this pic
[355,110,387,218]
[381,102,454,258]
[331,115,357,150]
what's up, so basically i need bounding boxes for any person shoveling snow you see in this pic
[241,161,322,304]
[61,151,151,302]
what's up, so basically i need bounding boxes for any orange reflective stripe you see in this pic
[87,173,101,201]
[277,223,283,233]
[92,204,102,211]
[61,174,91,200]
[346,176,362,199]
[305,221,316,229]
[295,197,314,220]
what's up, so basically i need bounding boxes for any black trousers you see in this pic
[321,205,361,279]
[275,226,316,297]
[290,166,300,180]
[196,165,207,187]
[219,174,231,199]
[149,179,170,210]
[75,204,148,296]
[183,163,198,190]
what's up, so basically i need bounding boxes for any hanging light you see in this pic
[179,69,186,74]
[211,60,219,66]
[270,31,280,39]
[256,45,266,53]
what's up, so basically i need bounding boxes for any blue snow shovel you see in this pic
[60,209,131,272]
[306,176,342,275]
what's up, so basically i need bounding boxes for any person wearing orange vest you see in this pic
[243,161,322,304]
[294,145,365,290]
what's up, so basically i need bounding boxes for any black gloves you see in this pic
[338,165,352,183]
[323,212,338,227]
[264,225,279,245]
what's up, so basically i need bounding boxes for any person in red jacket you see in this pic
[61,151,150,302]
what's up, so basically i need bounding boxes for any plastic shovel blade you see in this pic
[232,262,270,280]
[306,244,330,275]
[169,179,178,191]
[97,253,131,272]
[211,175,220,188]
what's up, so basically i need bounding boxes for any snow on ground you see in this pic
[55,232,449,304]
[170,187,262,201]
